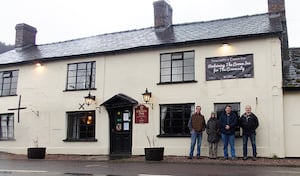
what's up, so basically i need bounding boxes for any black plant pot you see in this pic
[144,147,164,161]
[27,147,46,159]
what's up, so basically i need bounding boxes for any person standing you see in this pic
[188,106,206,159]
[239,105,259,161]
[220,105,238,160]
[206,112,220,159]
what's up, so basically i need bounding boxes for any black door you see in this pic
[109,107,132,158]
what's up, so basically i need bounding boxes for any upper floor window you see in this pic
[66,61,96,90]
[160,103,194,137]
[0,114,14,140]
[160,51,195,83]
[0,70,18,96]
[65,111,96,141]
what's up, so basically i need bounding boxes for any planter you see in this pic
[144,147,164,161]
[27,147,46,159]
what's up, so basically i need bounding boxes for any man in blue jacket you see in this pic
[220,105,238,160]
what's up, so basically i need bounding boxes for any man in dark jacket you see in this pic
[239,105,259,161]
[188,106,206,159]
[220,105,238,160]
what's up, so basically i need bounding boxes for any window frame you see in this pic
[158,51,196,84]
[64,111,97,142]
[0,113,15,141]
[65,61,96,91]
[0,70,18,97]
[158,103,195,137]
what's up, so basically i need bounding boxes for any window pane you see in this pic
[67,111,95,140]
[68,70,76,77]
[161,75,171,82]
[184,51,194,59]
[184,73,194,81]
[160,104,193,136]
[172,74,183,82]
[161,54,171,61]
[68,64,77,70]
[77,63,87,69]
[161,61,171,68]
[184,66,194,74]
[184,58,194,66]
[161,68,171,75]
[172,53,183,60]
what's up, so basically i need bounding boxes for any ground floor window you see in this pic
[160,103,194,136]
[65,111,96,141]
[0,114,14,140]
[214,102,241,137]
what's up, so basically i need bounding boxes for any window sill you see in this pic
[0,139,16,141]
[0,94,18,97]
[63,88,97,92]
[157,134,190,138]
[157,80,197,85]
[63,138,98,142]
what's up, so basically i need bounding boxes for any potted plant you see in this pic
[144,135,164,161]
[27,137,46,159]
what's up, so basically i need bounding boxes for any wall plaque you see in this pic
[135,104,149,123]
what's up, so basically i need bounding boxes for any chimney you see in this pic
[153,0,173,28]
[15,23,37,48]
[268,0,286,19]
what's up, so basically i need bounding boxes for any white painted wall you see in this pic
[0,36,287,157]
[283,91,300,157]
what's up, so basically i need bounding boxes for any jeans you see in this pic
[243,133,257,157]
[221,133,235,159]
[189,131,203,157]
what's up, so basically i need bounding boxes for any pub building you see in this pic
[0,0,299,158]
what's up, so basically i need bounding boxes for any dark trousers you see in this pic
[243,133,257,157]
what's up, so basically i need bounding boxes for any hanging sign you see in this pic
[206,54,254,81]
[135,105,149,123]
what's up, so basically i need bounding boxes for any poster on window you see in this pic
[135,105,149,123]
[206,54,254,81]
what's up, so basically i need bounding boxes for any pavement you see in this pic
[0,152,300,167]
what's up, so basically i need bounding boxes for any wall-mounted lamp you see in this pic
[142,88,153,109]
[142,88,152,103]
[84,92,95,106]
[35,61,42,67]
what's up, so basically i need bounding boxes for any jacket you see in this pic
[220,112,238,135]
[206,117,220,143]
[239,112,259,135]
[188,113,206,132]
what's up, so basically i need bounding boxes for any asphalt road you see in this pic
[0,159,300,176]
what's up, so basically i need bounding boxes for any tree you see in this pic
[0,42,14,54]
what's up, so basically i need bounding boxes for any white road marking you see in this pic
[0,169,48,173]
[139,174,174,176]
[273,170,300,174]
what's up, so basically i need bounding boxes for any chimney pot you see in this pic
[15,23,37,48]
[153,0,173,28]
[268,0,286,19]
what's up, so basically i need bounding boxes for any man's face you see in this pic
[245,106,251,114]
[196,107,201,113]
[225,106,232,114]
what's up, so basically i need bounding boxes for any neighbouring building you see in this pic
[0,0,299,158]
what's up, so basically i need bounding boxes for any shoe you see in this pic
[252,157,257,161]
[222,157,228,160]
[196,156,201,159]
[188,156,193,159]
[231,157,238,161]
[243,157,248,160]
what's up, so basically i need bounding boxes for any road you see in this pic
[0,159,300,176]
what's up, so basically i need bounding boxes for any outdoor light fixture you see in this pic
[84,92,95,106]
[35,61,42,67]
[142,88,152,103]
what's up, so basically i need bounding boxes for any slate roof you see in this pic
[283,48,300,88]
[0,13,283,66]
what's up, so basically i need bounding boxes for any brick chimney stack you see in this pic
[268,0,286,20]
[153,0,173,28]
[15,23,37,48]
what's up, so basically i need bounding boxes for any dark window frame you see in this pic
[64,111,97,142]
[158,103,195,137]
[159,51,196,84]
[65,61,96,91]
[0,70,18,97]
[0,113,14,140]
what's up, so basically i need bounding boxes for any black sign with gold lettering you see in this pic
[206,54,254,81]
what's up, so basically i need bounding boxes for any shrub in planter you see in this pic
[27,147,46,159]
[144,147,164,161]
